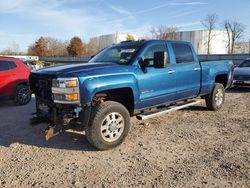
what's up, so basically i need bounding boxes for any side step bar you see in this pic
[136,100,201,121]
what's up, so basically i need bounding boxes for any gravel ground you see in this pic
[0,88,249,188]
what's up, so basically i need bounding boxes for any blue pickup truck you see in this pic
[30,40,234,150]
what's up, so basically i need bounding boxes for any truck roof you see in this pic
[117,39,191,47]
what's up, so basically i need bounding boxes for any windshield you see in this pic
[239,60,250,67]
[89,44,139,65]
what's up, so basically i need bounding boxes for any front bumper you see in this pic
[35,97,82,124]
[33,96,91,140]
[34,96,91,128]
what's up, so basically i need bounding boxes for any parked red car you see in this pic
[0,57,31,105]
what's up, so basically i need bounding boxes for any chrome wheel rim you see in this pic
[18,88,30,103]
[101,112,124,142]
[215,88,223,106]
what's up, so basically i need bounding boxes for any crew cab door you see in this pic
[171,42,201,100]
[135,41,176,109]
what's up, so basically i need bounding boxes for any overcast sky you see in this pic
[0,0,250,52]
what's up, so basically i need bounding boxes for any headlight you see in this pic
[52,78,80,104]
[52,78,79,88]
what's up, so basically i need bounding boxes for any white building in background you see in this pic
[93,33,139,49]
[92,30,228,54]
[175,30,229,54]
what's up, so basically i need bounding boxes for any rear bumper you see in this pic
[232,80,250,87]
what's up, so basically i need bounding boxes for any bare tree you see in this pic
[224,21,231,54]
[87,37,100,56]
[45,37,68,57]
[27,37,68,57]
[223,20,246,54]
[248,36,250,54]
[157,25,167,39]
[149,26,157,39]
[241,36,250,54]
[149,25,179,40]
[27,44,36,55]
[158,25,179,40]
[202,14,218,54]
[1,41,20,55]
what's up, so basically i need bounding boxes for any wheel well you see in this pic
[215,74,228,88]
[10,81,29,99]
[17,81,29,87]
[94,88,134,115]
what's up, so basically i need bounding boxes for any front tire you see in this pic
[205,83,225,111]
[15,85,31,105]
[85,101,130,150]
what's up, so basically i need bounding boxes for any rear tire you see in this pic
[205,83,225,111]
[15,85,31,105]
[85,101,130,150]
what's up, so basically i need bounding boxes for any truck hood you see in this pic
[235,67,250,76]
[33,62,131,77]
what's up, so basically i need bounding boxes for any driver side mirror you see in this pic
[138,57,150,68]
[154,51,168,68]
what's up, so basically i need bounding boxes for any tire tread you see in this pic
[85,101,130,150]
[205,83,225,111]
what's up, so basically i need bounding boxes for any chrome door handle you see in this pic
[193,67,200,71]
[168,70,175,74]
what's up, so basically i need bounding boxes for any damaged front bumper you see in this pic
[30,75,91,140]
[32,97,91,141]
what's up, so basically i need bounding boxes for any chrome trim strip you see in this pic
[136,100,201,121]
[193,67,200,71]
[52,87,79,94]
[56,77,79,81]
[168,70,175,74]
[54,99,80,104]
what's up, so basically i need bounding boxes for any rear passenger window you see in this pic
[172,43,194,64]
[8,61,17,69]
[0,60,17,71]
[0,61,10,71]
